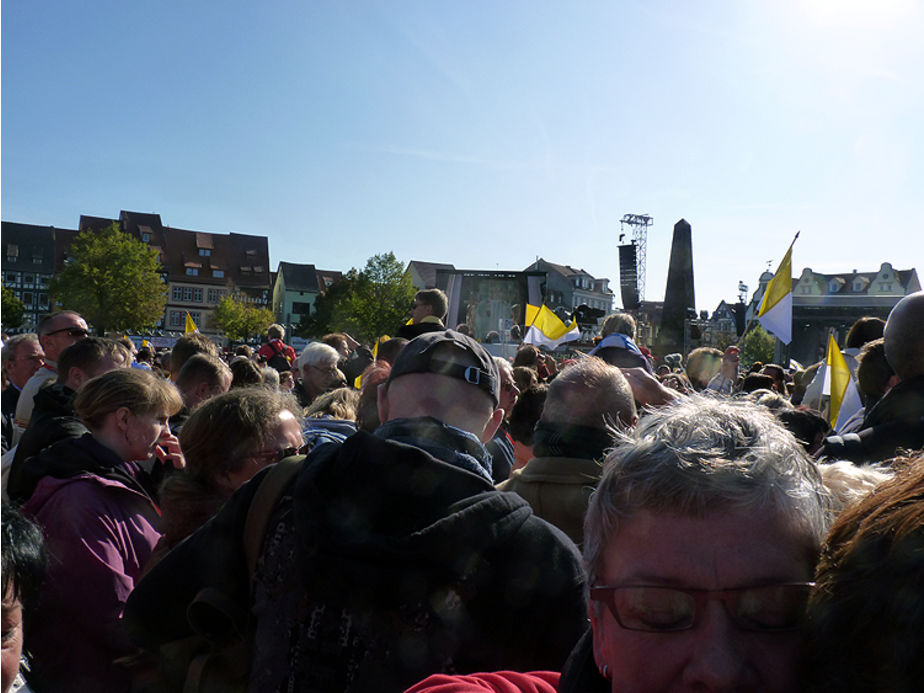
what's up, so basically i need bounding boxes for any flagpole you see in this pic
[736,231,800,348]
[521,303,543,345]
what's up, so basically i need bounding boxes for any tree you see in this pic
[341,253,415,343]
[1,284,25,330]
[740,323,776,368]
[300,253,415,343]
[213,294,275,342]
[297,269,358,339]
[49,223,166,335]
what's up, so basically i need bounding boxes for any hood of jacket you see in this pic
[31,382,76,418]
[293,426,537,590]
[10,433,153,506]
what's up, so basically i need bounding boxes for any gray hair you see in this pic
[295,342,340,370]
[493,356,513,378]
[583,394,831,585]
[2,333,40,364]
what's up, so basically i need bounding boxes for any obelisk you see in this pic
[656,218,695,356]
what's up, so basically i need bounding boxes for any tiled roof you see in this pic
[277,261,319,292]
[1,222,60,274]
[529,258,592,279]
[315,269,343,293]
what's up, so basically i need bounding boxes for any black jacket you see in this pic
[397,320,446,340]
[8,384,88,499]
[822,374,924,463]
[125,426,588,692]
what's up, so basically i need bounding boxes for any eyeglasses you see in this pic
[45,327,90,338]
[253,442,311,464]
[590,582,814,633]
[310,364,340,376]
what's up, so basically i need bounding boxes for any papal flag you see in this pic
[522,304,580,349]
[757,233,799,345]
[184,312,198,334]
[824,334,863,433]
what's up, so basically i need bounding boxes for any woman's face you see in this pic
[124,409,172,461]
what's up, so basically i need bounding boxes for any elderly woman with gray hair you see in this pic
[293,342,347,408]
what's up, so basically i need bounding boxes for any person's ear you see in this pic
[114,406,132,432]
[377,383,390,424]
[193,380,213,402]
[68,367,88,389]
[480,407,504,443]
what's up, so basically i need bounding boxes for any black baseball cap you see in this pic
[387,330,499,406]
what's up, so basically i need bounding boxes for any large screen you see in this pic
[435,269,545,342]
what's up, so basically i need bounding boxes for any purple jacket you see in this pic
[21,435,162,692]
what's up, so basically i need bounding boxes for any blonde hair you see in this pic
[74,368,182,430]
[305,387,359,420]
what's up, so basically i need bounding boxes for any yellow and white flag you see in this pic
[824,334,863,432]
[757,233,798,345]
[522,304,580,349]
[184,312,198,334]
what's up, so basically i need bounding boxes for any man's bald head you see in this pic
[378,331,503,442]
[883,291,924,380]
[541,357,637,429]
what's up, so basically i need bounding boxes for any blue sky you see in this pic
[3,0,922,313]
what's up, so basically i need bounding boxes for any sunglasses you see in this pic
[45,327,90,338]
[253,442,312,464]
[590,582,814,633]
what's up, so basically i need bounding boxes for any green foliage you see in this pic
[1,285,25,330]
[299,253,415,343]
[297,269,357,339]
[740,323,776,367]
[49,223,166,334]
[213,294,275,341]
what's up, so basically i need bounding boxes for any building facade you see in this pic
[272,261,342,336]
[1,222,58,331]
[747,262,920,365]
[523,258,614,332]
[2,211,272,339]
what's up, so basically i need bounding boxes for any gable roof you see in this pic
[315,269,343,292]
[407,260,456,288]
[1,222,61,274]
[277,261,320,292]
[529,258,593,279]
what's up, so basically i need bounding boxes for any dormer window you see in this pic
[213,269,224,278]
[186,267,199,276]
[199,248,211,257]
[141,232,151,243]
[7,244,18,262]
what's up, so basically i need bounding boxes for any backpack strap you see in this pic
[243,455,305,579]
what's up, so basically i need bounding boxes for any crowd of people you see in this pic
[1,287,922,692]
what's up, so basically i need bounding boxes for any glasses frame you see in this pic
[590,582,815,633]
[252,442,312,465]
[45,326,90,338]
